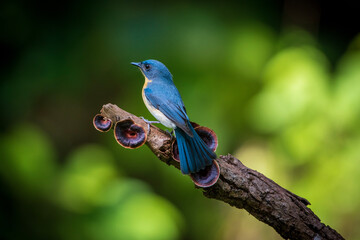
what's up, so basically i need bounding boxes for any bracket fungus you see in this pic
[190,160,220,188]
[171,140,180,162]
[114,119,147,149]
[93,114,113,132]
[193,126,218,152]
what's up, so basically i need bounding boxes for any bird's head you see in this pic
[131,59,172,82]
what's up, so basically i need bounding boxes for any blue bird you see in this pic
[131,59,217,174]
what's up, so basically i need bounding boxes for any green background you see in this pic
[1,1,359,239]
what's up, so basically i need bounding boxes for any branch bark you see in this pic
[98,103,344,240]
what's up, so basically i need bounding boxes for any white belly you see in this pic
[142,90,176,129]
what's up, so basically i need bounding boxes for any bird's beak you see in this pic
[131,62,141,67]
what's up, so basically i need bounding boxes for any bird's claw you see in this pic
[166,129,174,140]
[140,116,160,134]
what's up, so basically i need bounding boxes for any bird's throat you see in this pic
[143,77,152,89]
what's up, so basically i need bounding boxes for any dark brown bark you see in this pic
[98,103,344,240]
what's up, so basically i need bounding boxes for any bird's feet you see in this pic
[165,129,175,141]
[140,117,160,134]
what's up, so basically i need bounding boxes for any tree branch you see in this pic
[98,103,344,240]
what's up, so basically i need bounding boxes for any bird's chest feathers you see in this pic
[142,79,176,129]
[141,77,153,107]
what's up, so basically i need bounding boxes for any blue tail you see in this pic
[174,121,217,174]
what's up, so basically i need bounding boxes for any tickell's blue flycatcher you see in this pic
[131,59,216,174]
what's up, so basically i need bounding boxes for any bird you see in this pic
[131,59,217,174]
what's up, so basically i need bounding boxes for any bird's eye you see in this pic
[144,64,151,70]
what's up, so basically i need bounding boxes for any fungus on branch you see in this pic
[93,114,112,132]
[190,160,220,188]
[114,119,147,149]
[93,109,220,187]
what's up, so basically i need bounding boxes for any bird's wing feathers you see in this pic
[144,88,193,136]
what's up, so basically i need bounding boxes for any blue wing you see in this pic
[144,87,193,136]
[144,84,216,174]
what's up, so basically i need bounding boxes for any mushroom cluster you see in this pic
[94,115,219,188]
[94,115,147,149]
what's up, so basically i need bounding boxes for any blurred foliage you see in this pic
[1,1,360,240]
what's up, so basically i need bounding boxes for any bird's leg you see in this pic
[140,117,160,134]
[140,116,160,124]
[165,129,175,141]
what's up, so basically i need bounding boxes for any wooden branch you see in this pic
[98,103,344,240]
